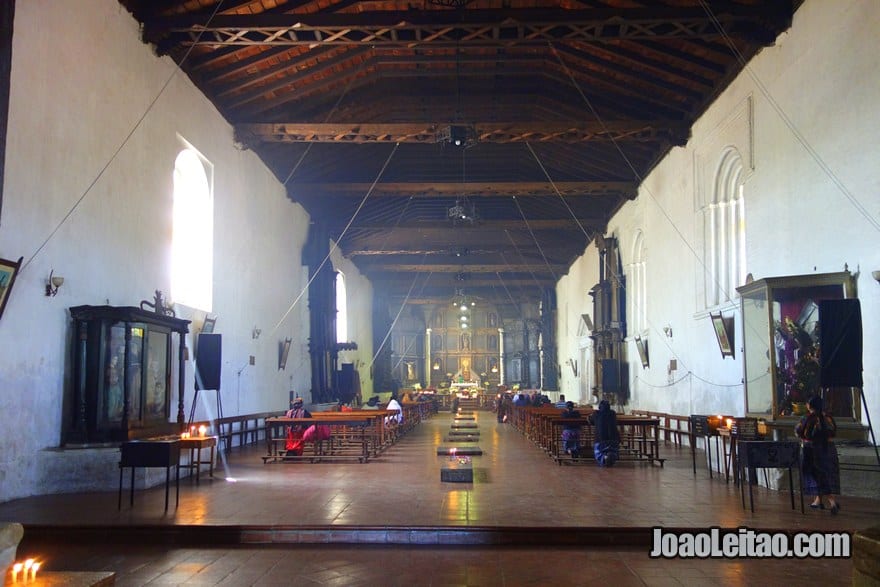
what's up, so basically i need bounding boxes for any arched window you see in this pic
[171,147,213,311]
[630,231,647,334]
[336,271,348,343]
[702,147,746,308]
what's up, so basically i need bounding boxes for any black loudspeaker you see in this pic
[337,363,356,404]
[195,333,222,391]
[601,358,620,392]
[819,299,863,388]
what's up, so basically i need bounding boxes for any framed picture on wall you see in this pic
[0,256,22,321]
[202,316,217,334]
[710,312,735,358]
[279,338,292,370]
[634,335,649,368]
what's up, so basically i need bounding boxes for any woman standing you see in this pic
[795,395,841,514]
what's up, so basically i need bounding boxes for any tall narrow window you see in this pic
[336,271,348,343]
[630,231,647,334]
[703,148,746,308]
[171,147,213,311]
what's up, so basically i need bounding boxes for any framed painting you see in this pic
[0,256,22,321]
[710,312,735,358]
[635,335,649,368]
[279,338,292,370]
[201,316,217,334]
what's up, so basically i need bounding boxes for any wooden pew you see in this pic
[263,409,401,463]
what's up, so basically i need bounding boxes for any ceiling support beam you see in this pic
[236,120,689,145]
[291,181,636,198]
[145,7,791,51]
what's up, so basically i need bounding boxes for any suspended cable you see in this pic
[268,143,400,337]
[509,199,558,282]
[21,1,229,273]
[524,141,594,241]
[699,1,880,234]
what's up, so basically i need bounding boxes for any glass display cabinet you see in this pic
[737,271,859,424]
[66,305,190,443]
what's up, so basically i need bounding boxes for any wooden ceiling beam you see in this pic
[291,181,636,198]
[236,120,688,144]
[343,218,604,231]
[145,7,787,51]
[361,263,566,274]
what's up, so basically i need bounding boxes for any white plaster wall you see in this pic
[557,0,880,422]
[331,247,375,400]
[0,0,368,500]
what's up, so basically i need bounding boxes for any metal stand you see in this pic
[188,363,224,450]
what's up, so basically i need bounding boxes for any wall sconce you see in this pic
[662,325,673,338]
[432,359,440,371]
[491,365,498,374]
[252,327,262,340]
[872,270,880,283]
[45,269,64,296]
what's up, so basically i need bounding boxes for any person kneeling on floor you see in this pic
[590,400,620,467]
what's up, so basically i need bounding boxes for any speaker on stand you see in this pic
[818,299,879,468]
[189,333,224,446]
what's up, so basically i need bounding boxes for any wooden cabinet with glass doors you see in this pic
[66,305,190,444]
[737,271,864,432]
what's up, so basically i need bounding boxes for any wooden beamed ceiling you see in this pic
[120,0,799,307]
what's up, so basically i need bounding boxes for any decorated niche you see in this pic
[589,235,627,404]
[738,271,860,423]
[66,305,190,443]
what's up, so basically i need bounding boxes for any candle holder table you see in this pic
[179,435,217,483]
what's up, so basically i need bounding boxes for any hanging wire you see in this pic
[699,1,880,234]
[548,42,741,388]
[21,1,229,273]
[268,143,400,337]
[524,141,594,241]
[281,50,370,187]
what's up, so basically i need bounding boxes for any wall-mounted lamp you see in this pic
[252,327,262,340]
[872,270,880,283]
[432,359,440,371]
[45,270,64,296]
[662,325,673,338]
[491,365,498,374]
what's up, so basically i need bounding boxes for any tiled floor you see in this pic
[4,410,877,586]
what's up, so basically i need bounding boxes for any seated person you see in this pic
[385,391,404,426]
[560,401,582,458]
[284,396,312,456]
[589,400,620,466]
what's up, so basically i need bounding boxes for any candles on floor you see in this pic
[10,558,40,582]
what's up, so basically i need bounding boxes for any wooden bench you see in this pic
[630,409,691,447]
[215,411,284,452]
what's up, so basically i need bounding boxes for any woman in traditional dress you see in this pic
[795,395,841,514]
[590,400,620,466]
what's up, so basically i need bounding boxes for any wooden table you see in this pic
[179,435,217,483]
[118,439,180,511]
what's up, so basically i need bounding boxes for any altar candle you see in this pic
[198,425,207,437]
[30,562,40,581]
[190,425,196,436]
[725,418,734,429]
[11,562,22,582]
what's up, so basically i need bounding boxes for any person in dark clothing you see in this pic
[590,400,620,466]
[796,395,841,513]
[560,401,583,458]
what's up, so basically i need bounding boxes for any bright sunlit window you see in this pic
[171,147,213,311]
[336,271,348,343]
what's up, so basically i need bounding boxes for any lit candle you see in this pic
[11,562,22,582]
[198,425,207,437]
[190,425,196,436]
[30,562,40,581]
[23,559,33,581]
[725,418,734,429]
